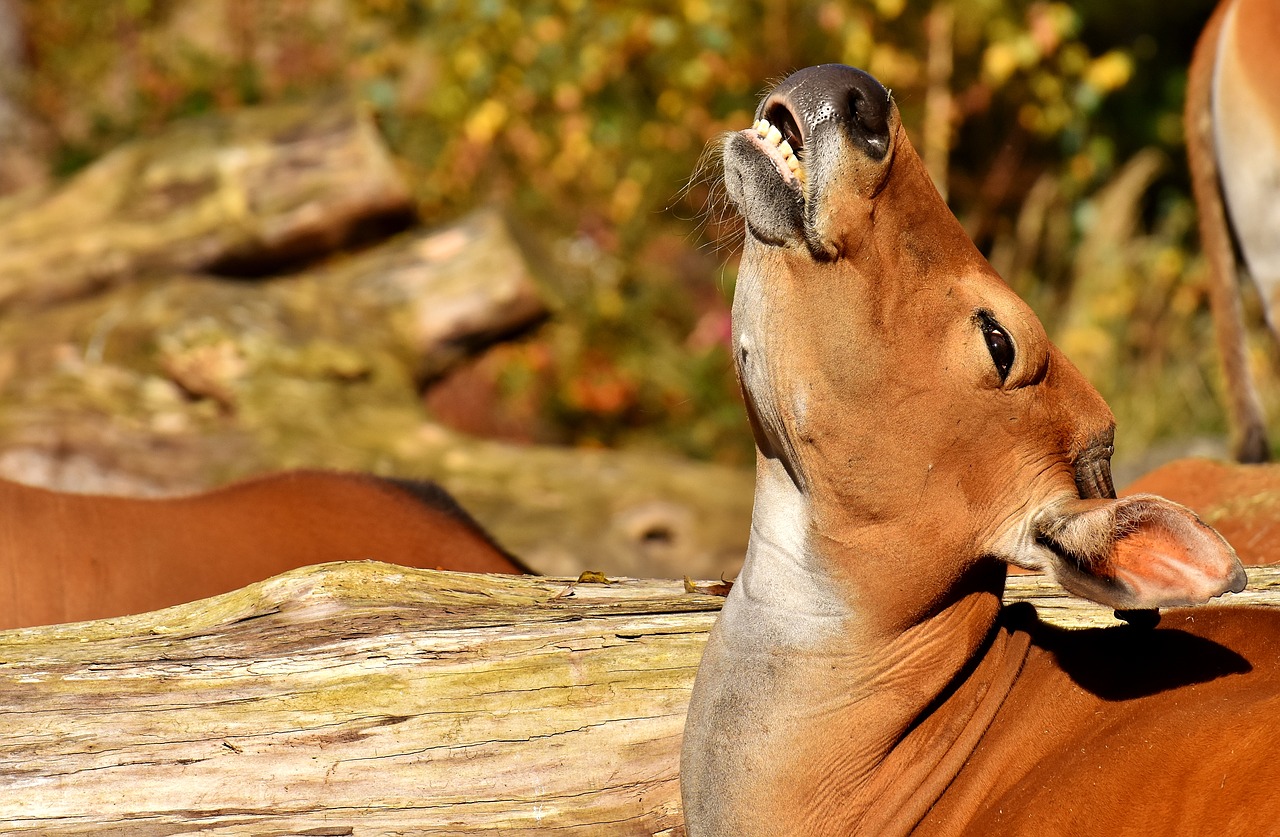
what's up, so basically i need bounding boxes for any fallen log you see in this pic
[2,562,1278,834]
[0,208,551,493]
[409,432,754,579]
[0,208,545,395]
[0,98,413,311]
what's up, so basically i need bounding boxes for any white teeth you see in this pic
[749,118,805,183]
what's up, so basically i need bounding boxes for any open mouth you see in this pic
[740,116,806,189]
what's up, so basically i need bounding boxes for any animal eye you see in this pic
[979,313,1014,383]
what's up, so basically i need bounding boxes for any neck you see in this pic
[682,456,1023,837]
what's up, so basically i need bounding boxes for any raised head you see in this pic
[722,64,1244,618]
[685,64,1250,837]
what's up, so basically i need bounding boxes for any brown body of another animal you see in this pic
[1123,0,1280,568]
[1187,0,1280,463]
[0,470,525,629]
[1126,457,1280,566]
[680,63,1280,837]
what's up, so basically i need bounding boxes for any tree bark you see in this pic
[923,2,954,201]
[1,562,1277,834]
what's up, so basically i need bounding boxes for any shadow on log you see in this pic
[3,561,1279,834]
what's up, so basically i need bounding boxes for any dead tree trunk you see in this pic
[1,563,1278,834]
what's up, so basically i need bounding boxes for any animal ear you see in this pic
[1033,495,1246,611]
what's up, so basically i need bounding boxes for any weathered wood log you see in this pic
[0,98,413,310]
[0,207,552,491]
[0,207,545,394]
[1,562,1278,834]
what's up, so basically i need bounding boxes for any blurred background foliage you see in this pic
[11,0,1268,475]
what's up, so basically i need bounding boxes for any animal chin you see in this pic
[740,118,806,190]
[723,131,807,248]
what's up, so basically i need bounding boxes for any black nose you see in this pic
[754,64,891,162]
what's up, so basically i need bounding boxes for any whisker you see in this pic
[671,134,748,258]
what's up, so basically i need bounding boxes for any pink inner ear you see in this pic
[1108,506,1246,608]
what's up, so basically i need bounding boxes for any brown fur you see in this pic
[1187,0,1280,463]
[681,65,1270,837]
[1126,457,1280,565]
[0,470,525,629]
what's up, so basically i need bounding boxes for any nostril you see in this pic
[765,102,804,157]
[847,83,890,160]
[848,88,888,136]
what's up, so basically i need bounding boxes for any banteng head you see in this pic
[721,64,1244,622]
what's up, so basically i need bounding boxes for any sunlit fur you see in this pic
[1186,0,1280,463]
[682,64,1272,837]
[0,470,525,629]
